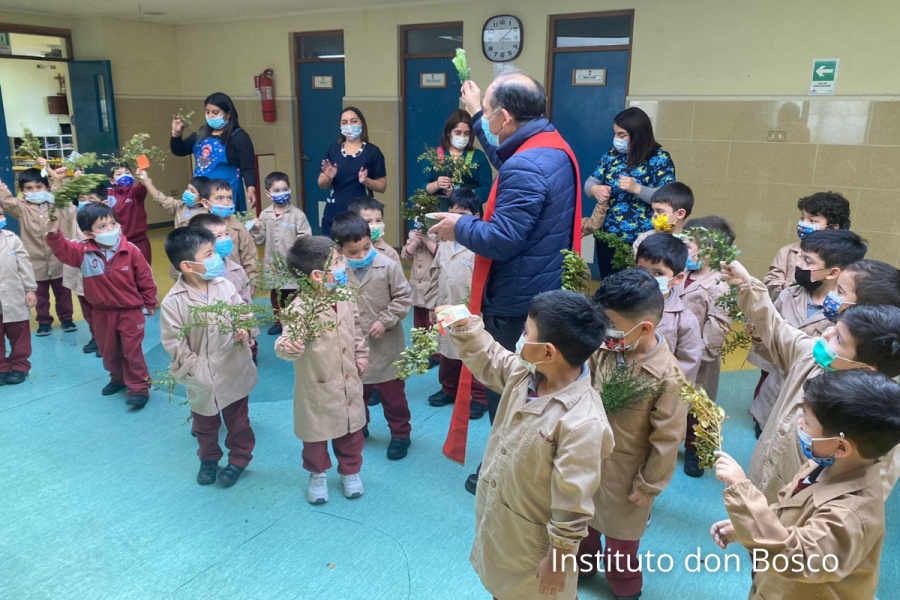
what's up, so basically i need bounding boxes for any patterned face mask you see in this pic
[652,212,678,232]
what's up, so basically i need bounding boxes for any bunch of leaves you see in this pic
[418,145,476,187]
[599,358,667,416]
[561,249,591,294]
[714,285,753,355]
[65,152,107,172]
[679,377,728,470]
[401,188,440,223]
[105,133,168,169]
[594,232,636,270]
[176,109,196,131]
[234,211,257,226]
[278,255,359,346]
[178,301,273,345]
[452,48,470,83]
[256,252,296,293]
[49,173,108,221]
[149,369,183,404]
[683,226,741,273]
[16,128,43,160]
[393,327,439,380]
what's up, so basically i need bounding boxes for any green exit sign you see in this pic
[809,58,839,95]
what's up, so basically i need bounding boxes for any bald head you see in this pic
[485,70,546,124]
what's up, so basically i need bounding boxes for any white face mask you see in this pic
[515,334,545,375]
[93,227,121,247]
[450,135,469,150]
[655,276,671,294]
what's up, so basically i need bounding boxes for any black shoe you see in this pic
[126,394,149,408]
[362,427,369,439]
[191,429,197,437]
[754,421,762,440]
[428,390,454,407]
[82,338,98,354]
[252,355,258,367]
[465,473,478,496]
[5,371,26,385]
[267,323,283,336]
[470,401,487,420]
[367,388,382,406]
[96,350,103,358]
[684,448,704,478]
[0,372,6,386]
[427,357,440,370]
[615,594,642,600]
[102,382,127,396]
[36,324,52,337]
[387,438,410,460]
[219,463,245,487]
[197,461,218,485]
[61,320,77,333]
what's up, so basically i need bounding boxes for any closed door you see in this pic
[68,60,119,162]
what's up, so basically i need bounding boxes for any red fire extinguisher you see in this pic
[256,68,276,123]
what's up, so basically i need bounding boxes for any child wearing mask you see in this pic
[631,182,694,254]
[161,226,257,487]
[249,171,312,335]
[0,205,38,385]
[196,179,257,285]
[108,163,152,265]
[138,170,209,228]
[348,196,401,266]
[46,203,157,408]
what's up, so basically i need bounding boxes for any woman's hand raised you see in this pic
[321,159,338,180]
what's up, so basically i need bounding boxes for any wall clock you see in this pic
[482,15,523,62]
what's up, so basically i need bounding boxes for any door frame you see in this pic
[398,21,463,226]
[292,30,344,213]
[545,10,635,119]
[0,23,74,63]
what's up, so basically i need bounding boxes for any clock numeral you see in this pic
[500,52,506,58]
[488,45,493,51]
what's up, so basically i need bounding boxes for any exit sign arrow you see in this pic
[815,64,834,78]
[809,58,839,95]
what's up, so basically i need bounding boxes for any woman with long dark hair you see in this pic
[582,107,676,277]
[422,109,493,204]
[170,92,258,212]
[318,107,387,236]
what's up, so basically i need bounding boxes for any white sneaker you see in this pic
[307,472,329,504]
[340,473,364,499]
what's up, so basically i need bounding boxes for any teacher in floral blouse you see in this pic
[582,107,676,278]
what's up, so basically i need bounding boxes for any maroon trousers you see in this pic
[77,295,95,336]
[578,526,642,597]
[413,305,441,360]
[270,289,295,325]
[438,356,487,404]
[191,397,255,467]
[131,235,152,266]
[363,379,412,438]
[0,315,31,373]
[302,429,365,474]
[93,307,150,395]
[35,278,73,325]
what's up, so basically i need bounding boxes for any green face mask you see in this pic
[813,337,838,371]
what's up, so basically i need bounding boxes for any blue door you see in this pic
[299,61,345,234]
[0,84,17,235]
[403,57,460,224]
[68,61,119,162]
[550,50,629,277]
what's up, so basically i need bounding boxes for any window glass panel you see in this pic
[405,26,462,55]
[3,32,69,59]
[96,74,109,133]
[298,35,344,59]
[554,15,631,48]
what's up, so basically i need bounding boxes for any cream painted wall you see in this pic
[0,60,71,136]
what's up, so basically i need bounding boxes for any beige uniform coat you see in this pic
[763,242,801,302]
[225,215,258,285]
[658,291,702,384]
[160,276,258,416]
[0,192,62,281]
[424,242,475,360]
[224,258,253,305]
[724,462,885,600]
[748,285,829,428]
[740,279,824,503]
[401,234,437,307]
[0,229,38,322]
[588,336,687,540]
[630,228,656,256]
[347,253,412,384]
[57,205,86,296]
[250,205,312,291]
[450,317,614,600]
[374,237,401,268]
[676,270,731,401]
[149,190,209,228]
[275,298,368,442]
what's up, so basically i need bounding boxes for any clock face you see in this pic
[482,15,523,62]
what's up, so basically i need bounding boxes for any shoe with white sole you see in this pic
[307,472,329,504]
[340,473,364,499]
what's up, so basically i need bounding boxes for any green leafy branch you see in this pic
[594,232,636,270]
[49,174,108,221]
[65,152,107,172]
[393,327,439,380]
[178,301,272,345]
[16,128,43,160]
[599,359,667,416]
[561,249,591,294]
[401,188,440,223]
[452,48,470,83]
[419,145,476,187]
[149,369,183,404]
[176,109,196,131]
[234,211,256,226]
[104,133,168,170]
[679,377,728,470]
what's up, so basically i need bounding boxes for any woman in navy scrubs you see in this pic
[318,107,387,236]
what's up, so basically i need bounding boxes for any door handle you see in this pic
[301,155,310,164]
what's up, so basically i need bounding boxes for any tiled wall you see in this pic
[629,98,900,277]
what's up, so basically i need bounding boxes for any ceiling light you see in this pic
[318,54,345,58]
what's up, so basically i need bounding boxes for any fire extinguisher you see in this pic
[256,68,276,123]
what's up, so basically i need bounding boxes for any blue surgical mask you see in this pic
[94,227,121,247]
[797,220,819,240]
[685,253,702,271]
[206,115,227,129]
[77,201,90,211]
[210,204,235,218]
[341,125,363,141]
[797,425,842,468]
[193,254,225,280]
[481,113,500,147]
[613,138,629,153]
[0,218,6,229]
[215,237,233,258]
[823,291,855,323]
[515,334,545,375]
[346,247,377,269]
[25,191,52,204]
[812,335,866,371]
[271,190,291,205]
[106,196,117,209]
[182,190,197,207]
[115,174,135,187]
[325,265,348,290]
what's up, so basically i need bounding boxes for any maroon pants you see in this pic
[439,356,487,404]
[35,278,74,325]
[270,289,295,324]
[78,295,95,336]
[0,315,31,373]
[363,379,412,438]
[302,429,365,474]
[578,526,642,597]
[131,235,152,266]
[93,307,150,395]
[413,305,441,360]
[191,397,255,467]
